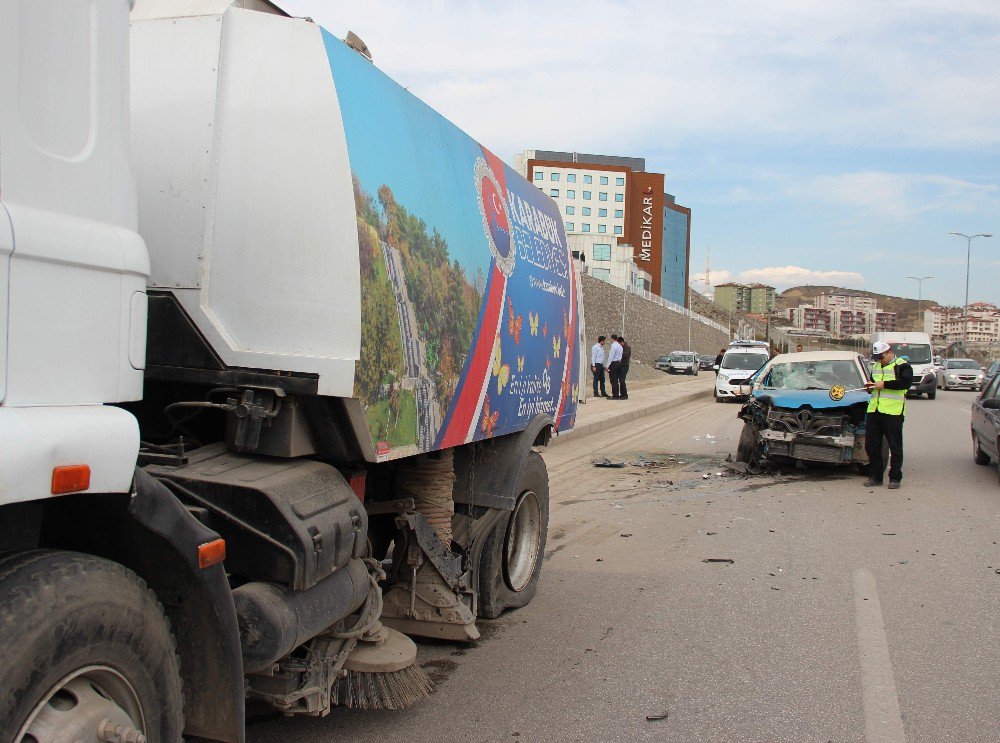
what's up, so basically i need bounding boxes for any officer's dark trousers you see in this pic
[607,362,621,398]
[865,411,904,482]
[619,364,629,398]
[592,366,607,397]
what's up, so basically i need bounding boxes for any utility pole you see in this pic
[906,276,933,330]
[949,233,992,348]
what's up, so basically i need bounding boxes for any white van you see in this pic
[715,342,771,402]
[871,332,936,399]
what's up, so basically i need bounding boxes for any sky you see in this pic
[278,0,999,307]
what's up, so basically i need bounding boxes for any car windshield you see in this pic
[762,359,863,391]
[890,343,932,364]
[947,359,980,370]
[721,352,768,370]
[670,353,695,362]
[656,356,670,363]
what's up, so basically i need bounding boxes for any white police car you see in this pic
[715,342,770,402]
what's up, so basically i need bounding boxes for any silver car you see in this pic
[937,358,985,391]
[662,351,699,375]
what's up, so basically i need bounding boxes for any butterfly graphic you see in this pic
[542,322,548,338]
[481,395,499,436]
[493,341,510,395]
[552,337,561,358]
[507,298,523,344]
[572,384,579,401]
[517,355,525,372]
[563,310,572,341]
[528,312,539,336]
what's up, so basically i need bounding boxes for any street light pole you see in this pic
[905,275,933,329]
[949,233,993,348]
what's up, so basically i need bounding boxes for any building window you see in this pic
[616,177,625,186]
[600,176,609,185]
[550,189,559,197]
[550,172,560,181]
[598,208,607,217]
[584,175,593,184]
[592,267,611,280]
[582,223,591,232]
[599,192,608,202]
[582,207,591,216]
[567,173,577,183]
[614,209,623,218]
[534,171,543,181]
[565,206,575,216]
[565,222,575,231]
[583,191,592,200]
[615,193,624,202]
[598,224,607,233]
[566,190,575,199]
[593,244,612,261]
[614,226,623,235]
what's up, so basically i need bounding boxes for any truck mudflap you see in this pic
[130,469,245,743]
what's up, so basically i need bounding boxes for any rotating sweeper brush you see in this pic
[330,561,433,710]
[331,621,433,709]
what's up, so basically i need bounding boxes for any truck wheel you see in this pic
[974,435,991,465]
[736,422,759,464]
[0,550,184,743]
[477,451,549,619]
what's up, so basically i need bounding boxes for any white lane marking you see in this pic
[853,569,906,743]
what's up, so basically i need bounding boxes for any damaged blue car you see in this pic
[735,351,879,470]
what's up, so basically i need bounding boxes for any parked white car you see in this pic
[715,346,770,402]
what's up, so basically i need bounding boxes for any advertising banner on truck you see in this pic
[322,32,578,460]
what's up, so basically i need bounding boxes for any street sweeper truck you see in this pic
[0,1,582,740]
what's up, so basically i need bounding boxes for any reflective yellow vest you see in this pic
[868,356,907,415]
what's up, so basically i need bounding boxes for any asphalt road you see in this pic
[248,388,1000,743]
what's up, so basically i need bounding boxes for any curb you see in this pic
[550,388,713,448]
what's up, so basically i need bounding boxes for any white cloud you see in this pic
[276,0,1000,157]
[694,265,865,291]
[803,172,1000,220]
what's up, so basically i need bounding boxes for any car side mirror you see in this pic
[983,399,1000,410]
[737,383,753,396]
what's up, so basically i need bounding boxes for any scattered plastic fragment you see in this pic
[702,558,735,564]
[593,457,625,468]
[645,711,669,722]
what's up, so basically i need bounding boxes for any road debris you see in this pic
[593,457,625,468]
[645,710,670,722]
[702,558,735,564]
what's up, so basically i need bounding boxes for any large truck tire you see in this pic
[0,550,184,743]
[477,451,549,620]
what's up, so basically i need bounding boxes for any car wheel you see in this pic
[714,389,723,403]
[736,422,760,465]
[974,435,991,465]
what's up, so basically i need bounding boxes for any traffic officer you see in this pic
[863,341,913,489]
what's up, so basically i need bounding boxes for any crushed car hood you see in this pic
[752,388,871,410]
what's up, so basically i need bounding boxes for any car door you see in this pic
[973,375,1000,458]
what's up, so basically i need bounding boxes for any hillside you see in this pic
[775,285,943,332]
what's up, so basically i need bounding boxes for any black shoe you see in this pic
[862,478,882,487]
[602,394,612,398]
[887,480,901,490]
[619,396,629,400]
[611,396,620,399]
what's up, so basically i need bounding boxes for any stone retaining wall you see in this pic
[581,274,730,364]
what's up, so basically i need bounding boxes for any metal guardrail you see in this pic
[630,288,730,334]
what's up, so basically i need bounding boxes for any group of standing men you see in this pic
[591,334,631,400]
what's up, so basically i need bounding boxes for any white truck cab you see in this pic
[0,0,146,506]
[871,331,936,399]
